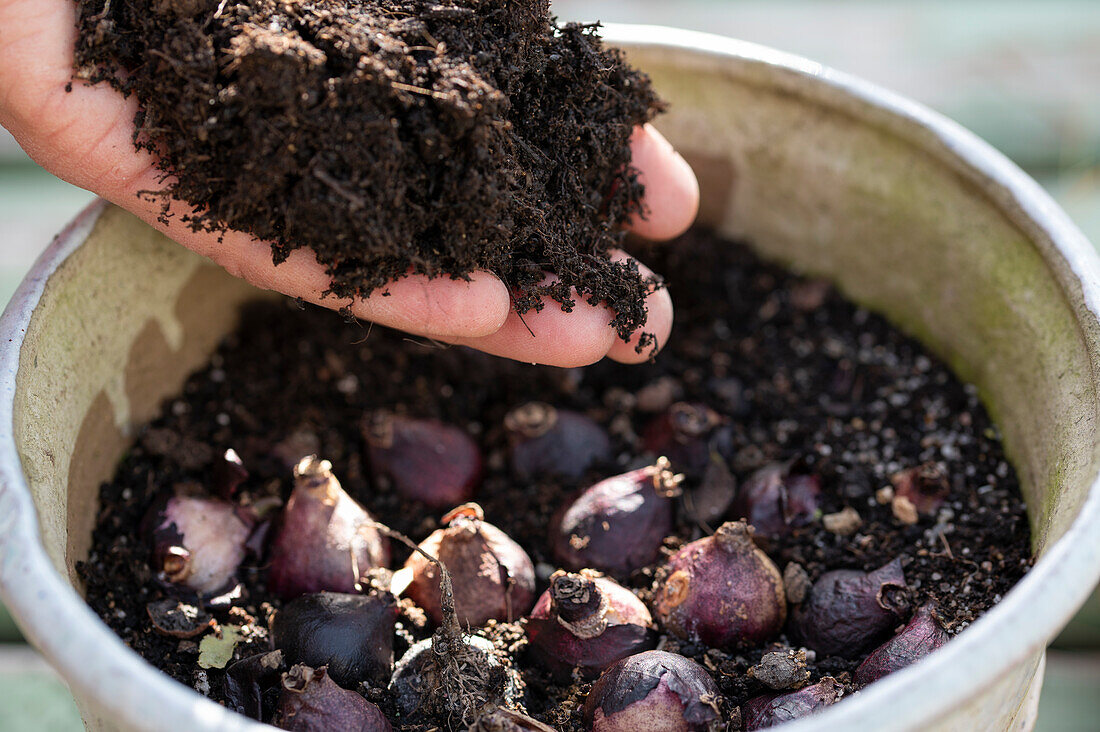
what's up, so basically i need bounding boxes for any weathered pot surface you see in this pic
[1,25,1099,732]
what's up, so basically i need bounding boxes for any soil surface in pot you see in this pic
[79,228,1032,730]
[73,0,662,347]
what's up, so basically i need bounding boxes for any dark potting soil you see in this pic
[78,229,1032,730]
[73,0,663,347]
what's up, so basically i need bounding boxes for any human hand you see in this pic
[0,0,698,367]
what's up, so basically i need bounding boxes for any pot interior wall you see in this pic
[11,44,1100,602]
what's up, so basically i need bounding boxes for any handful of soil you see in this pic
[74,0,665,347]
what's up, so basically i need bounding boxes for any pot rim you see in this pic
[0,24,1096,732]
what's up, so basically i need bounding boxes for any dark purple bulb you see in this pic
[527,569,656,680]
[363,412,482,508]
[505,402,611,481]
[789,558,911,657]
[583,650,722,732]
[854,603,948,686]
[551,459,681,575]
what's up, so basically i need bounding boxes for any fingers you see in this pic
[113,170,511,339]
[442,275,618,368]
[627,124,700,242]
[605,251,674,364]
[442,249,674,368]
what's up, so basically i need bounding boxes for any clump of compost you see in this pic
[73,0,665,347]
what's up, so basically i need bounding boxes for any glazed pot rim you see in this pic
[0,24,1096,732]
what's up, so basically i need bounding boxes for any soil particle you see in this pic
[78,228,1032,730]
[73,0,664,347]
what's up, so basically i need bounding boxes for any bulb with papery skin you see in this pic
[267,457,390,599]
[363,412,482,508]
[145,493,254,595]
[272,665,391,732]
[854,603,948,686]
[653,521,786,647]
[891,463,950,516]
[583,650,722,732]
[505,402,611,481]
[741,677,842,730]
[400,503,535,627]
[730,462,821,542]
[272,591,398,688]
[551,459,682,575]
[789,558,910,657]
[527,569,657,680]
[641,402,723,477]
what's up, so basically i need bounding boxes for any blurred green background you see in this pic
[1,0,1098,729]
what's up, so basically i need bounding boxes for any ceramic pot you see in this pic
[1,26,1098,731]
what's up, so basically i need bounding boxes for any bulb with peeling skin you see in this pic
[273,665,392,732]
[527,569,657,680]
[145,493,255,596]
[551,459,682,575]
[654,521,786,648]
[505,402,611,481]
[854,603,948,686]
[583,650,722,732]
[363,412,483,508]
[789,558,911,657]
[891,463,950,517]
[730,462,821,542]
[267,457,390,599]
[741,677,842,730]
[398,503,535,627]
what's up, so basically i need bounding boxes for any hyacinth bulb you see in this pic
[363,412,482,508]
[272,665,391,732]
[527,569,657,680]
[641,402,724,477]
[390,633,521,726]
[398,503,535,627]
[730,462,821,542]
[505,402,611,481]
[741,677,842,730]
[551,459,682,575]
[583,650,722,732]
[789,558,910,657]
[854,603,948,686]
[224,650,285,721]
[891,463,950,516]
[211,448,249,498]
[653,521,786,647]
[272,591,399,688]
[267,457,390,599]
[144,493,254,596]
